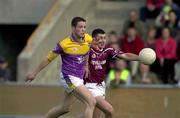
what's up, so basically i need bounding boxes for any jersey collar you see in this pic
[70,34,85,43]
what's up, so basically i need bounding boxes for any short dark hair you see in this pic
[92,28,106,37]
[71,17,86,27]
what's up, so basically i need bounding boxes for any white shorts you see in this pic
[85,81,106,98]
[60,73,84,93]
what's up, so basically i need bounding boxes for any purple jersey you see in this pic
[47,33,92,80]
[85,47,123,84]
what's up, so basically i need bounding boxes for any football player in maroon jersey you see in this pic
[83,28,140,118]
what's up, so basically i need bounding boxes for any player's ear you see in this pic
[92,37,98,45]
[72,26,75,31]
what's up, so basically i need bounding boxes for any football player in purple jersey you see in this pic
[26,17,96,118]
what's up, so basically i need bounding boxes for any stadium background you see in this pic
[0,0,180,118]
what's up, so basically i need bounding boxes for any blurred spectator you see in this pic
[0,56,11,83]
[140,0,165,21]
[156,0,180,27]
[174,0,180,6]
[109,42,120,51]
[166,10,180,38]
[107,59,131,87]
[108,31,119,44]
[155,10,180,38]
[121,10,146,38]
[121,26,144,55]
[133,64,161,84]
[163,0,179,11]
[168,10,180,25]
[174,41,180,86]
[144,27,160,75]
[144,27,157,50]
[155,27,177,84]
[121,26,144,76]
[107,31,121,49]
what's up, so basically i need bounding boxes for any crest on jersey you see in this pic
[77,56,85,64]
[72,47,78,52]
[92,53,96,58]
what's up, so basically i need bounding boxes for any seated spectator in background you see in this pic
[144,27,160,75]
[174,41,180,86]
[174,0,180,6]
[144,27,157,50]
[0,57,11,83]
[155,27,177,84]
[108,42,121,51]
[140,0,165,21]
[156,0,180,27]
[133,64,161,84]
[163,0,179,14]
[107,31,121,49]
[121,27,144,55]
[166,10,180,38]
[121,10,146,38]
[107,59,131,87]
[121,26,144,76]
[108,30,120,44]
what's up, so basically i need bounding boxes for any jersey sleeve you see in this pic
[85,33,93,45]
[47,43,63,61]
[110,48,124,58]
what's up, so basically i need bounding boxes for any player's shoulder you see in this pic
[104,45,114,51]
[104,45,123,54]
[84,33,93,43]
[58,36,71,47]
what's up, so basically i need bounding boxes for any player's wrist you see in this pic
[31,72,37,77]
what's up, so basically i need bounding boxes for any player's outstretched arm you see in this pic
[116,53,139,61]
[26,58,51,82]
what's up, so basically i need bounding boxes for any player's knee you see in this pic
[90,98,96,107]
[105,106,114,117]
[62,106,70,113]
[109,106,114,115]
[88,97,96,108]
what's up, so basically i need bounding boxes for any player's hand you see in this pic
[26,73,36,82]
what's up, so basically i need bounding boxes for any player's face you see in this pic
[95,34,107,49]
[73,21,86,38]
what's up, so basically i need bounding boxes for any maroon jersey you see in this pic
[85,47,123,84]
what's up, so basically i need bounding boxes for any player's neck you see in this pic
[71,33,84,43]
[94,46,103,52]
